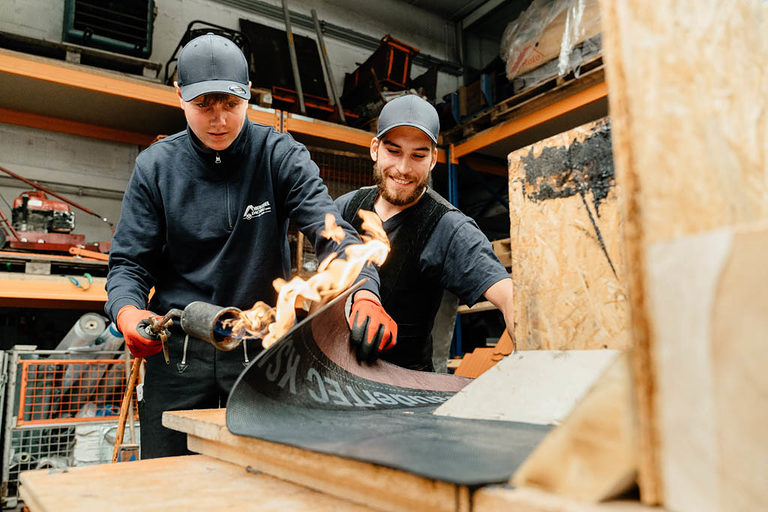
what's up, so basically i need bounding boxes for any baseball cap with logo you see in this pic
[376,94,439,144]
[177,33,251,102]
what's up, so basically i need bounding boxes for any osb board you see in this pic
[508,117,630,350]
[599,0,768,505]
[602,1,768,245]
[646,224,768,512]
[19,455,375,511]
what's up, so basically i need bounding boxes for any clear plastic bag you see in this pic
[501,0,601,82]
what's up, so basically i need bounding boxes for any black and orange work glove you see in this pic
[116,305,163,358]
[348,298,397,363]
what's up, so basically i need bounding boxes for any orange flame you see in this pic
[229,211,388,347]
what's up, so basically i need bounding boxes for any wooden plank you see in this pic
[474,486,660,512]
[164,409,467,512]
[0,272,107,308]
[456,300,497,314]
[0,48,177,107]
[0,106,156,146]
[646,224,768,512]
[508,117,630,350]
[19,454,375,511]
[435,350,619,425]
[512,352,636,501]
[598,0,768,505]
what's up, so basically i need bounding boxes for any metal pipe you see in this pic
[281,0,306,114]
[180,301,244,351]
[311,9,345,123]
[0,165,112,226]
[216,0,462,75]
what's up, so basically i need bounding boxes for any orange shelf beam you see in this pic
[0,275,107,309]
[0,51,178,107]
[0,107,155,146]
[452,81,608,158]
[247,107,281,131]
[283,114,373,148]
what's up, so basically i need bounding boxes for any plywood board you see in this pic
[598,0,768,506]
[435,350,619,425]
[474,486,659,512]
[163,409,468,512]
[19,455,374,511]
[646,225,768,512]
[508,117,630,350]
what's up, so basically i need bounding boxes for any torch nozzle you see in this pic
[178,301,244,351]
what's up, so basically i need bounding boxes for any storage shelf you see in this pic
[452,81,608,160]
[0,48,380,150]
[0,272,107,309]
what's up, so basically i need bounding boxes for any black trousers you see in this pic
[138,328,257,459]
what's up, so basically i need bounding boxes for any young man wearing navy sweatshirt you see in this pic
[106,33,395,458]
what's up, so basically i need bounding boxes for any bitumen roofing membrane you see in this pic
[227,287,550,486]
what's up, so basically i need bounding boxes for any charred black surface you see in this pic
[521,123,614,215]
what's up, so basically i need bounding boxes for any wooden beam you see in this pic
[164,409,469,512]
[0,49,177,107]
[0,107,155,146]
[511,352,637,501]
[474,486,658,512]
[456,300,497,314]
[0,272,106,308]
[452,82,608,158]
[283,114,373,148]
[645,224,768,512]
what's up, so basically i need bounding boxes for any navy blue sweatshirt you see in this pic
[106,120,379,321]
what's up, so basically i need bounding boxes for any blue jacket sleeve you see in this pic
[276,145,380,298]
[105,162,165,322]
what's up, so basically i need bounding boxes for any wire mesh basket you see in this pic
[2,348,139,508]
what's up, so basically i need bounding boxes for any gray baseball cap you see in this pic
[377,95,440,144]
[177,33,251,102]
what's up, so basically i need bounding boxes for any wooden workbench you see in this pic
[19,454,374,511]
[19,408,656,512]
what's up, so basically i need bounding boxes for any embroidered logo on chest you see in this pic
[243,201,272,220]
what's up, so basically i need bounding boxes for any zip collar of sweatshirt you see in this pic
[185,119,251,179]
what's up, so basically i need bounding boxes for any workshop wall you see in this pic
[152,0,459,98]
[0,0,459,98]
[0,124,136,243]
[0,0,460,241]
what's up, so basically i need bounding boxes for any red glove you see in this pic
[116,305,163,358]
[348,298,397,363]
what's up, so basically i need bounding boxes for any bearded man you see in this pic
[335,95,514,371]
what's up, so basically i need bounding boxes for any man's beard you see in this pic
[373,162,428,206]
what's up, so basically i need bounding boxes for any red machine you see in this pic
[2,190,85,252]
[0,165,112,253]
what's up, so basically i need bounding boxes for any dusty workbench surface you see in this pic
[163,408,472,512]
[19,454,375,511]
